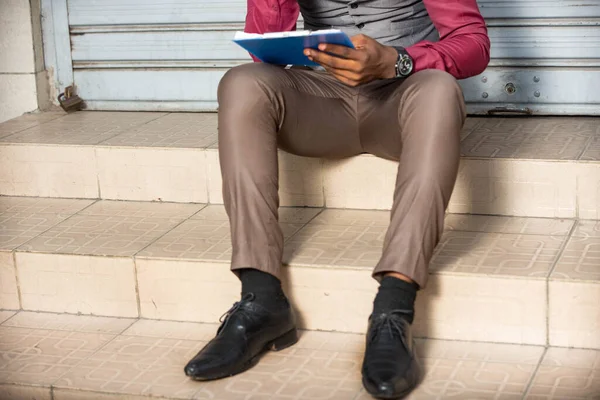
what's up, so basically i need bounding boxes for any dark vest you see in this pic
[298,0,439,48]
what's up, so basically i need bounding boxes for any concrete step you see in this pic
[0,312,600,400]
[1,112,599,218]
[1,196,598,350]
[2,311,598,400]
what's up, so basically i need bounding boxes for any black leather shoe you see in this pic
[361,310,422,399]
[184,293,298,381]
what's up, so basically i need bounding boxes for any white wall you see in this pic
[0,0,48,123]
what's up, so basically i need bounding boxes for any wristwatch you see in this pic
[395,48,414,78]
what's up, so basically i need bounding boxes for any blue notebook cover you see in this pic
[233,29,355,67]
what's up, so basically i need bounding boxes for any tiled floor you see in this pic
[3,113,600,162]
[0,197,94,251]
[0,311,598,400]
[0,111,66,139]
[0,112,166,146]
[460,117,600,160]
[3,197,586,279]
[98,113,218,148]
[19,201,203,257]
[1,113,599,398]
[1,113,600,218]
[1,196,599,347]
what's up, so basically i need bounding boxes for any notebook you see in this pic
[233,29,355,67]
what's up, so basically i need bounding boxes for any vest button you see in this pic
[351,3,358,8]
[357,22,365,29]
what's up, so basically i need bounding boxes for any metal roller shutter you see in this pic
[66,0,600,115]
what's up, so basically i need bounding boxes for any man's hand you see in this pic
[304,34,398,87]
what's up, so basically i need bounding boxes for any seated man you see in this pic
[185,0,490,398]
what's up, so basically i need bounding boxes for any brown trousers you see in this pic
[217,63,466,288]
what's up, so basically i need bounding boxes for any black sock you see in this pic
[372,276,418,323]
[239,268,288,311]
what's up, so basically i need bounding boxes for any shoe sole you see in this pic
[189,328,299,381]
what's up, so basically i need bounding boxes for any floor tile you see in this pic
[17,253,138,317]
[283,222,385,268]
[0,311,15,324]
[122,320,218,341]
[96,147,209,203]
[580,134,600,161]
[0,197,94,250]
[0,251,19,310]
[138,215,303,261]
[0,384,52,400]
[0,309,555,400]
[100,113,218,148]
[295,330,365,353]
[190,204,322,225]
[193,347,363,400]
[3,311,135,335]
[0,111,66,139]
[444,214,574,236]
[551,237,600,282]
[79,200,202,220]
[573,220,600,238]
[310,209,391,227]
[460,117,483,141]
[53,389,158,400]
[0,326,114,386]
[430,231,566,277]
[52,388,151,400]
[53,335,205,399]
[549,281,600,350]
[526,348,600,399]
[18,214,180,256]
[460,117,599,160]
[0,145,99,198]
[19,201,202,257]
[0,112,166,145]
[416,339,544,364]
[0,196,93,215]
[282,209,392,269]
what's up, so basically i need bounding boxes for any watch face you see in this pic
[399,56,413,76]
[396,54,413,77]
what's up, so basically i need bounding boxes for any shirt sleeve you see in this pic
[244,0,300,62]
[405,0,491,80]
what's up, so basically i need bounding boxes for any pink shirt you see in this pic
[244,0,491,79]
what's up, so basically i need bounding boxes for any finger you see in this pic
[323,66,363,83]
[321,66,363,87]
[305,49,361,72]
[330,72,359,87]
[316,43,360,60]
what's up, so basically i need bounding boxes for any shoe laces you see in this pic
[369,309,413,346]
[365,310,414,378]
[217,293,256,334]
